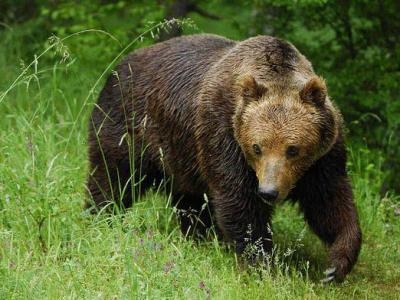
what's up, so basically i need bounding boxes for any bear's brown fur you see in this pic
[87,34,361,282]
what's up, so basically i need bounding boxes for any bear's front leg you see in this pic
[212,188,273,261]
[196,116,273,262]
[306,176,361,283]
[292,143,362,282]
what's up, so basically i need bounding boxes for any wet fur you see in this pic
[87,34,361,281]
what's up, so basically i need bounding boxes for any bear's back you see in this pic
[97,34,236,123]
[126,34,235,111]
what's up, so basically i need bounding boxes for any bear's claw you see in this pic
[320,267,336,284]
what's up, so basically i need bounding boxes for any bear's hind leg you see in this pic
[86,130,163,213]
[86,149,134,212]
[173,193,214,239]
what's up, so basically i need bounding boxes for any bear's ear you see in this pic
[299,77,327,107]
[237,75,267,101]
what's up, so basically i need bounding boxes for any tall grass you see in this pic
[0,24,399,299]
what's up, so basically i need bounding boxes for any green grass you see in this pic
[1,25,400,300]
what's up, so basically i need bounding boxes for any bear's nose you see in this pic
[258,188,279,201]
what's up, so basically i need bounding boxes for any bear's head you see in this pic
[233,74,341,202]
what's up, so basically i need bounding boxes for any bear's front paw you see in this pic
[321,257,351,284]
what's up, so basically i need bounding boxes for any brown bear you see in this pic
[86,34,361,282]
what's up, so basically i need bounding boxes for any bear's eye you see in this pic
[253,144,262,155]
[286,146,299,158]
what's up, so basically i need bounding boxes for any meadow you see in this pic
[1,12,400,300]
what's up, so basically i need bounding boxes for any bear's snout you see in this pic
[258,187,279,201]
